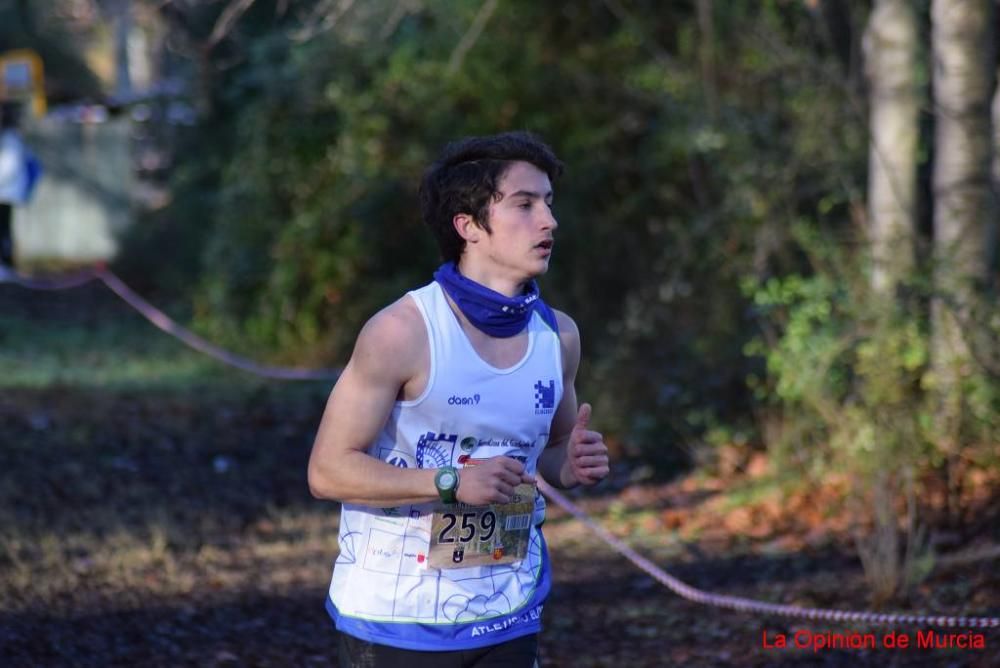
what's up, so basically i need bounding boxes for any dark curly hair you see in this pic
[419,131,564,264]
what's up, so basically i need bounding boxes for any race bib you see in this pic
[428,483,535,569]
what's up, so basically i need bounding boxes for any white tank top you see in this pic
[326,281,564,650]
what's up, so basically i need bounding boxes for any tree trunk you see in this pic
[863,0,919,294]
[111,0,134,100]
[992,62,1000,278]
[930,0,995,517]
[697,0,717,119]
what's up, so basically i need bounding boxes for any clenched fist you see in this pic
[567,403,609,486]
[456,456,535,506]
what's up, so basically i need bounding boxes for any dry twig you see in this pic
[446,0,499,75]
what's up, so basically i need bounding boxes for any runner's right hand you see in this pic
[455,456,535,505]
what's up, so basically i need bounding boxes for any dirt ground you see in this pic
[1,284,998,667]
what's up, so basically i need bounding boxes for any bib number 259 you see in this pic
[437,510,496,544]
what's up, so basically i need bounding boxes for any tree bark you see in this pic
[930,0,995,516]
[697,0,718,119]
[112,0,133,100]
[991,60,1000,278]
[863,0,919,294]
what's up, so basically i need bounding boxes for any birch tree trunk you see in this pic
[110,0,133,100]
[930,0,994,508]
[992,61,1000,279]
[863,0,919,294]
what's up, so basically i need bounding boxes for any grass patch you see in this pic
[0,281,335,392]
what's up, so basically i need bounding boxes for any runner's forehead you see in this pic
[498,162,552,198]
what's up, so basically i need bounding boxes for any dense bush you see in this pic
[746,223,999,599]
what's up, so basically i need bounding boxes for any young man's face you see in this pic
[474,160,558,282]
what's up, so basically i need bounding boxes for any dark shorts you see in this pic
[338,632,539,668]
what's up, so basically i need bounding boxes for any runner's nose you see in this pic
[543,205,558,231]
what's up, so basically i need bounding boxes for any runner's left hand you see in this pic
[567,403,609,486]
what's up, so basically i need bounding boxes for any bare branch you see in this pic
[935,543,1000,572]
[447,0,499,76]
[290,0,356,44]
[206,0,257,50]
[379,0,421,42]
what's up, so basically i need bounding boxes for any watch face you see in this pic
[439,472,456,488]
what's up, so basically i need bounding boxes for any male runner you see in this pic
[308,131,610,667]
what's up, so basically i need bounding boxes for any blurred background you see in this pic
[1,1,998,666]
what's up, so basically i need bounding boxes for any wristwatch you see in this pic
[434,466,460,504]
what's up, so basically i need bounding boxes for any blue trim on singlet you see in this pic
[534,301,559,335]
[327,536,552,651]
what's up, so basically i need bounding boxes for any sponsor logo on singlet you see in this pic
[403,550,427,564]
[415,432,458,468]
[379,447,415,468]
[534,380,556,414]
[477,436,533,450]
[469,604,545,638]
[448,394,481,406]
[457,454,527,465]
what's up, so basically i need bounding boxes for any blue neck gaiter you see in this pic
[433,262,541,338]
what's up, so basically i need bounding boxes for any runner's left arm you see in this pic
[536,311,610,489]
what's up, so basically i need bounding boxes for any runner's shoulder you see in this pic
[351,295,426,375]
[552,309,579,346]
[551,309,578,336]
[551,309,581,370]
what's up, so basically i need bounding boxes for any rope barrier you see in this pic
[1,265,341,381]
[1,265,100,290]
[5,265,999,628]
[538,479,1000,629]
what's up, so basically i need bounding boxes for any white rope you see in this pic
[538,479,1000,629]
[2,265,341,381]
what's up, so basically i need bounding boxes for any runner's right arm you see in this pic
[308,298,531,508]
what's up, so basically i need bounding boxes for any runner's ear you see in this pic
[453,213,481,243]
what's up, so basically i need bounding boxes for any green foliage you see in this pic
[748,224,999,476]
[17,1,954,479]
[746,221,1000,600]
[746,230,934,476]
[148,1,866,469]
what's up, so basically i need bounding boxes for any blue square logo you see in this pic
[534,380,555,414]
